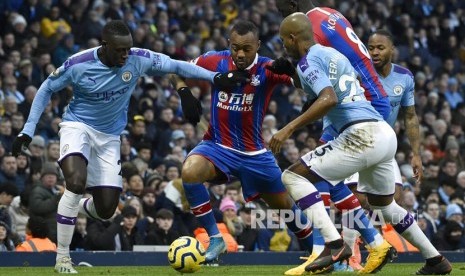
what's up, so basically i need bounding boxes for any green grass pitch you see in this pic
[1,263,463,275]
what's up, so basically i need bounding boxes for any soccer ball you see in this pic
[168,236,206,273]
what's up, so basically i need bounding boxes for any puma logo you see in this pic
[88,77,96,84]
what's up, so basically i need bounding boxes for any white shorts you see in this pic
[58,122,123,189]
[344,159,403,191]
[301,121,397,195]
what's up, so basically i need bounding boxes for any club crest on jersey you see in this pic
[122,71,132,82]
[62,144,69,155]
[218,91,229,102]
[393,85,404,95]
[250,74,260,86]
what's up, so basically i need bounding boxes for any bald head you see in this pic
[279,13,314,59]
[280,12,313,41]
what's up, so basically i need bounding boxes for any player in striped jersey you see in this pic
[174,21,314,263]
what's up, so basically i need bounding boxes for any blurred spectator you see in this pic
[126,174,144,198]
[28,135,45,171]
[16,59,36,93]
[28,162,63,243]
[220,197,243,239]
[40,5,71,39]
[0,220,15,251]
[2,76,24,103]
[145,208,179,245]
[0,182,18,229]
[70,215,87,251]
[236,202,259,251]
[141,187,157,219]
[256,211,300,252]
[0,155,23,192]
[8,188,29,241]
[433,220,465,251]
[52,33,77,67]
[16,216,57,252]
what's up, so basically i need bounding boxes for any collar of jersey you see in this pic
[232,54,258,71]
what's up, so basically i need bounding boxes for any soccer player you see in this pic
[11,20,248,273]
[271,13,452,274]
[273,1,394,274]
[171,20,314,263]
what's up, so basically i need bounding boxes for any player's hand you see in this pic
[265,57,296,76]
[213,70,249,88]
[12,133,32,157]
[411,154,423,185]
[269,126,294,154]
[177,87,202,126]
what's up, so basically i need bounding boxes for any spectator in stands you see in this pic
[28,162,63,243]
[145,208,179,245]
[126,174,144,198]
[0,220,15,251]
[0,155,22,192]
[220,197,243,239]
[8,188,30,241]
[16,59,35,93]
[0,182,18,230]
[0,117,14,153]
[2,76,24,104]
[70,215,87,251]
[236,202,259,251]
[16,216,57,252]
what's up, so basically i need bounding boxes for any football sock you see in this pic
[282,170,340,242]
[79,197,104,220]
[331,183,383,248]
[183,183,220,236]
[285,204,314,251]
[56,189,82,261]
[312,181,330,254]
[372,201,439,258]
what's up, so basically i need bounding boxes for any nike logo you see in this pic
[331,247,345,261]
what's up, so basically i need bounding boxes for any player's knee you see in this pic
[65,172,86,194]
[281,169,296,187]
[394,188,403,206]
[95,201,118,219]
[96,208,115,220]
[181,165,200,183]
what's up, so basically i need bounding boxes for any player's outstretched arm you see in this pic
[168,74,202,126]
[13,68,70,156]
[404,105,423,184]
[163,58,249,88]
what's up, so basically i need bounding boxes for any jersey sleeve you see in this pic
[298,59,332,96]
[401,73,415,107]
[22,65,73,137]
[191,51,221,71]
[138,49,216,82]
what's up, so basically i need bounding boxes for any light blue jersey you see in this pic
[297,44,382,133]
[379,64,415,128]
[23,47,217,136]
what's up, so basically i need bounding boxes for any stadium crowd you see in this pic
[0,0,465,254]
